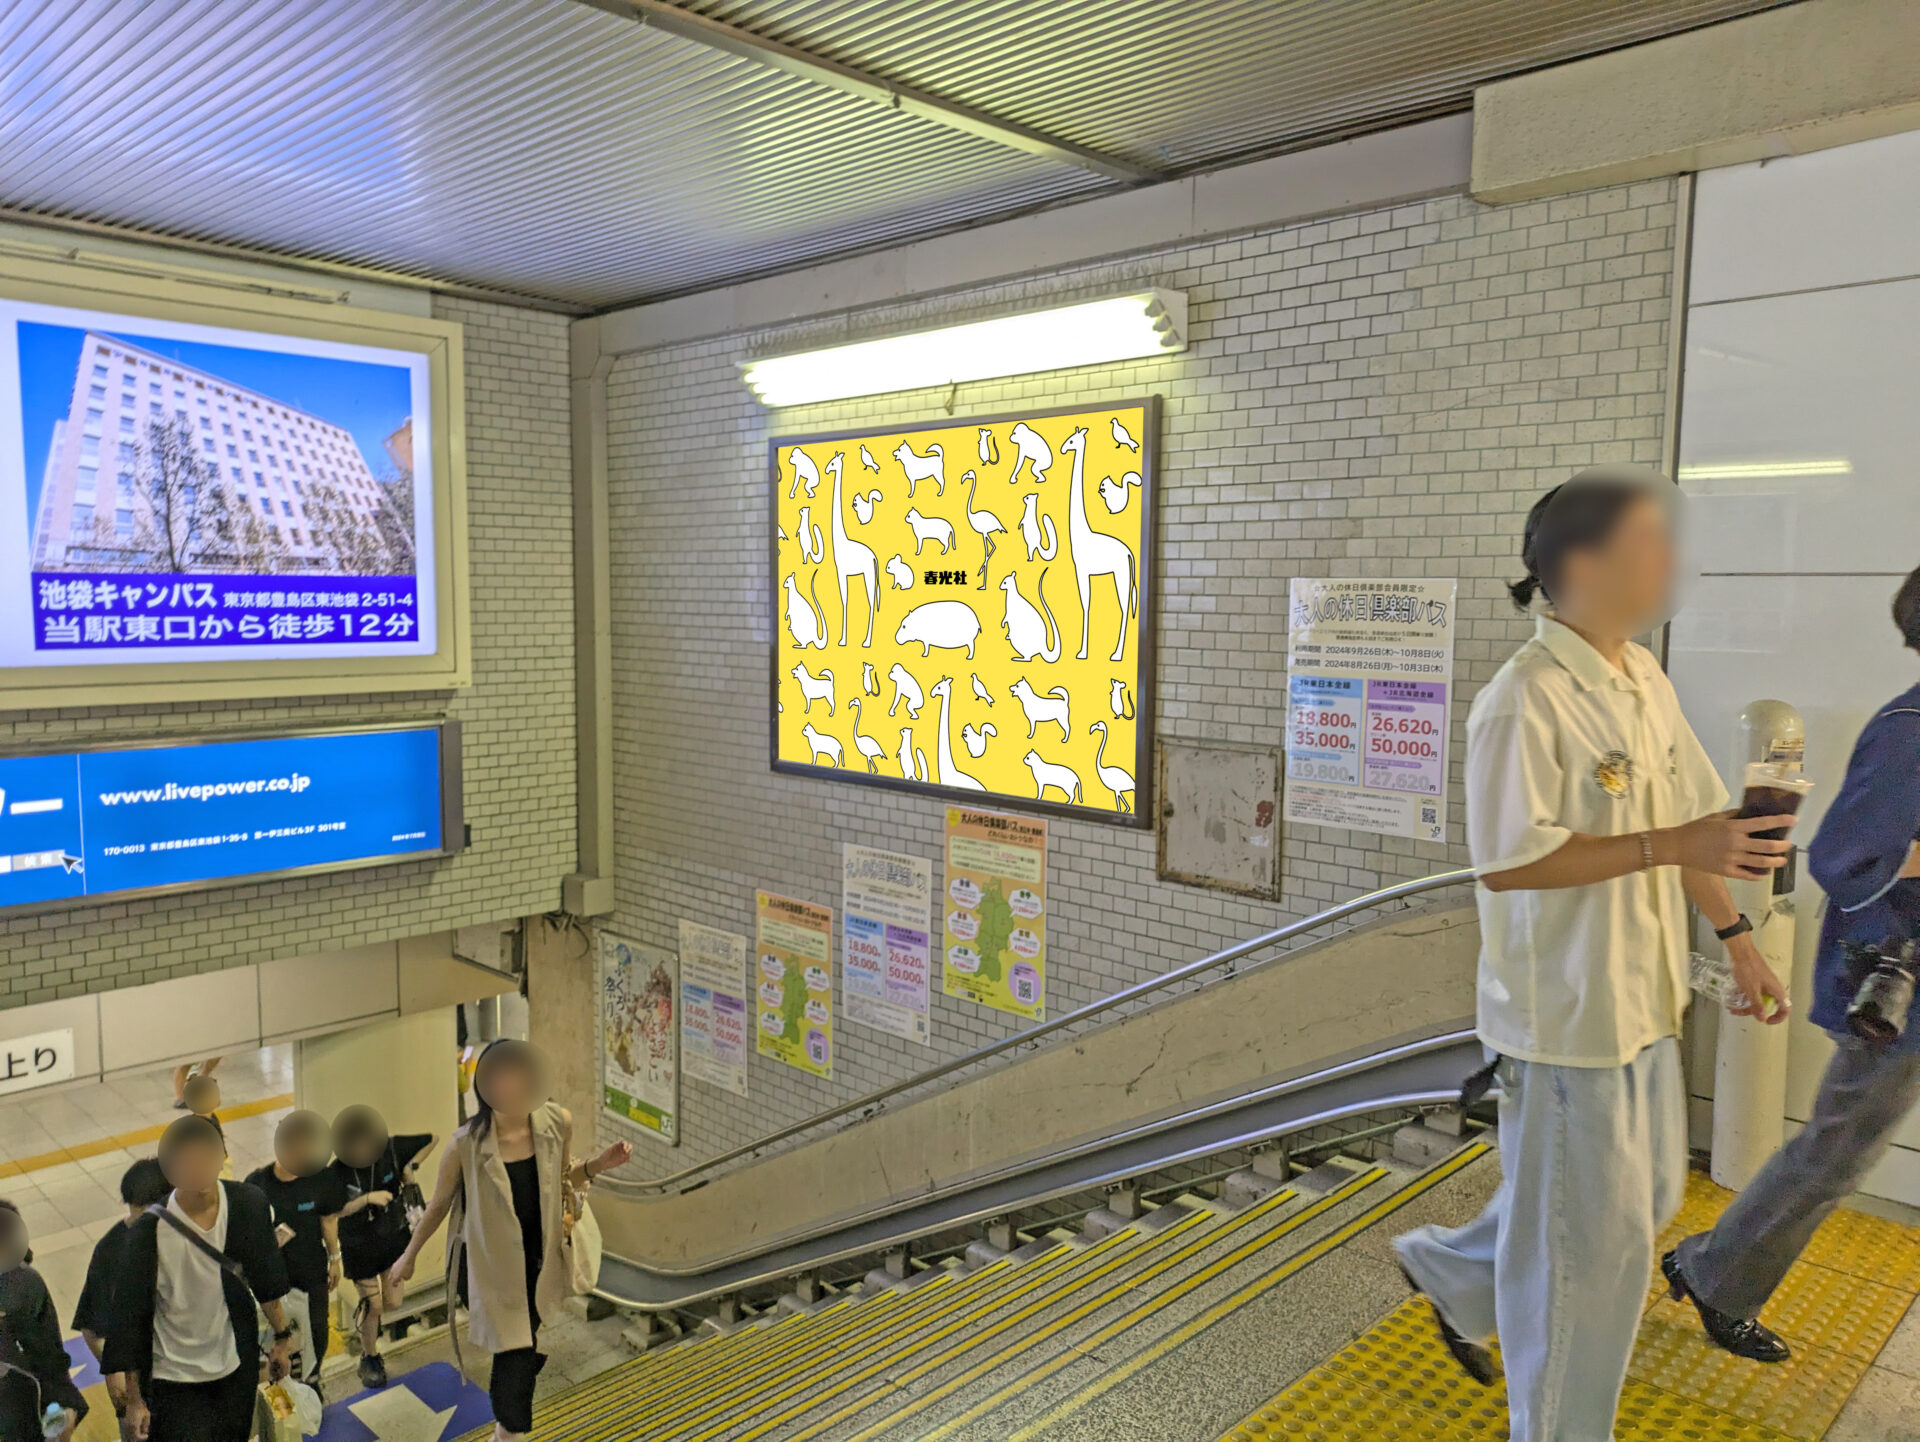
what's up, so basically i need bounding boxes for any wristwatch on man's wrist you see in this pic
[1715,913,1754,942]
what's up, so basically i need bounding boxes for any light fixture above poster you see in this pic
[742,290,1187,407]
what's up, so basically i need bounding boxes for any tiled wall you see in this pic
[0,295,577,1007]
[602,179,1681,1173]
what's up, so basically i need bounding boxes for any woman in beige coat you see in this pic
[390,1040,630,1441]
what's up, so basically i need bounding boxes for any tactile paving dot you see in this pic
[1629,1303,1869,1435]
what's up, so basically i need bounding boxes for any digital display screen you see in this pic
[771,399,1155,826]
[0,725,458,913]
[0,299,436,672]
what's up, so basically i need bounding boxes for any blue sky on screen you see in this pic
[18,320,413,520]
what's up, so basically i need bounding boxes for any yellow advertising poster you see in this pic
[772,400,1153,824]
[755,890,834,1078]
[942,805,1048,1020]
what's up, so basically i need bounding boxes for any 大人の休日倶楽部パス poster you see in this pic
[942,805,1047,1021]
[772,400,1153,825]
[755,891,834,1078]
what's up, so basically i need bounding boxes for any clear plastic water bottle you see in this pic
[41,1403,70,1439]
[1690,950,1752,1012]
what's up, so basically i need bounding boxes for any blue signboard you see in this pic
[0,723,459,912]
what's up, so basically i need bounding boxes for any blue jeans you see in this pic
[1395,1037,1686,1442]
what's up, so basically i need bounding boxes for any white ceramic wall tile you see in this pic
[1680,280,1920,575]
[1690,128,1920,305]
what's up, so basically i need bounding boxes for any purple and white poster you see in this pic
[1,298,436,671]
[1285,578,1456,843]
[841,843,933,1045]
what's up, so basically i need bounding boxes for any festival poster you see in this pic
[678,919,750,1097]
[941,806,1048,1020]
[755,891,834,1078]
[841,843,933,1044]
[597,932,677,1145]
[1283,577,1456,843]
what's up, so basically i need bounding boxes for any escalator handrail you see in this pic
[601,867,1476,1198]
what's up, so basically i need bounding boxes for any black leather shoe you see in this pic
[1662,1250,1792,1363]
[1399,1263,1498,1385]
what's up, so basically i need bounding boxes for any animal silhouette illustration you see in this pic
[862,662,879,696]
[961,721,997,759]
[893,439,946,498]
[859,444,880,473]
[790,663,835,714]
[848,698,887,774]
[894,726,929,782]
[977,427,999,465]
[850,489,883,525]
[1110,415,1139,452]
[1097,470,1142,515]
[1006,422,1053,484]
[826,452,880,647]
[970,673,994,707]
[1023,749,1082,803]
[1018,492,1058,560]
[885,555,916,590]
[1060,427,1137,662]
[1109,678,1134,720]
[962,470,1007,588]
[896,600,982,658]
[800,723,843,767]
[1000,568,1061,663]
[928,678,986,791]
[1088,720,1135,812]
[903,508,955,555]
[788,446,823,499]
[776,523,788,543]
[783,572,827,650]
[795,506,824,562]
[1009,676,1070,741]
[887,662,925,719]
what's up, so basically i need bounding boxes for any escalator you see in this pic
[460,871,1920,1439]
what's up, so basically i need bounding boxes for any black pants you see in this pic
[488,1346,546,1433]
[148,1365,257,1442]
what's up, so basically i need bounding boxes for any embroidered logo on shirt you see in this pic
[1594,750,1634,800]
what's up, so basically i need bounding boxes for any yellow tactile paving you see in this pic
[0,1090,294,1177]
[1219,1164,1920,1442]
[1628,1303,1869,1437]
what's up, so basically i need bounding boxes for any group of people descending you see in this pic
[1393,466,1920,1441]
[0,1037,630,1442]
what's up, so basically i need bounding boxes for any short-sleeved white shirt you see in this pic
[153,1183,239,1382]
[1468,615,1729,1067]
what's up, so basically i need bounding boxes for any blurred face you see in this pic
[275,1112,331,1177]
[0,1209,27,1271]
[333,1108,388,1169]
[161,1134,223,1193]
[1557,494,1676,631]
[475,1046,545,1118]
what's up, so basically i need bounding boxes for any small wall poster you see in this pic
[755,891,834,1078]
[597,932,678,1145]
[678,920,750,1097]
[942,806,1048,1020]
[841,843,933,1044]
[1284,577,1456,843]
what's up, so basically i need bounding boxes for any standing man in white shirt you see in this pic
[104,1115,295,1442]
[1394,466,1797,1441]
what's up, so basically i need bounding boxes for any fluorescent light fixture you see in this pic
[742,290,1187,406]
[1677,459,1853,481]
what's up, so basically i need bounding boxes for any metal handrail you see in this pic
[600,867,1476,1199]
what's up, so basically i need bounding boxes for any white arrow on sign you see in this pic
[347,1384,458,1442]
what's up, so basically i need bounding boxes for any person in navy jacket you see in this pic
[1664,564,1920,1362]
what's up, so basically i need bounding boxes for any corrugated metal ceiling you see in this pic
[0,0,1791,311]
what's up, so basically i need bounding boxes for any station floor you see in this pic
[0,1046,293,1348]
[1218,1168,1920,1442]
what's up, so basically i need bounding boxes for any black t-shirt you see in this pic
[330,1134,433,1279]
[246,1165,351,1294]
[70,1218,128,1339]
[0,1263,86,1437]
